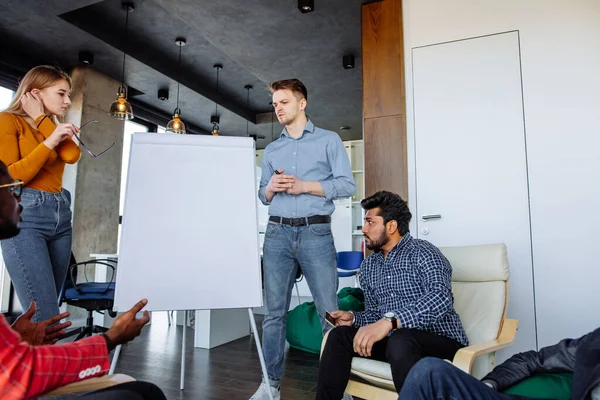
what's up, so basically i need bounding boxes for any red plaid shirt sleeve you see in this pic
[0,315,110,399]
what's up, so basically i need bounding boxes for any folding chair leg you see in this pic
[295,283,302,306]
[109,344,122,375]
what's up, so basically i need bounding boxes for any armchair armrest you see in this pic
[40,374,135,397]
[321,329,332,357]
[452,318,518,374]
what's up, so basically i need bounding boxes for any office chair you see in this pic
[58,253,117,340]
[337,251,363,287]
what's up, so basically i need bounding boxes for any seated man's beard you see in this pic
[366,232,389,251]
[0,223,19,240]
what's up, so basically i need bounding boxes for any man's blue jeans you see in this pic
[399,357,536,400]
[1,188,73,322]
[261,221,338,385]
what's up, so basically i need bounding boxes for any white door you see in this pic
[412,31,536,359]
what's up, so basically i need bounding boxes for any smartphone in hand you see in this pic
[325,311,337,327]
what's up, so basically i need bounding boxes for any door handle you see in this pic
[421,214,442,221]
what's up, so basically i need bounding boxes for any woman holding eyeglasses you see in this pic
[0,65,81,322]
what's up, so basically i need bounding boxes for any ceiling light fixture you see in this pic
[109,1,134,120]
[79,51,94,65]
[157,88,169,101]
[211,64,223,136]
[166,37,187,134]
[298,0,314,13]
[343,54,355,69]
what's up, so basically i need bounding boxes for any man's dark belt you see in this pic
[269,215,331,227]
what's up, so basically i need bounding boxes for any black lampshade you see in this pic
[298,0,314,13]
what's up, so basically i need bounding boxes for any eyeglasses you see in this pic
[0,180,24,197]
[73,120,116,158]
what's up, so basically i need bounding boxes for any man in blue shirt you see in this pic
[316,191,468,399]
[252,79,355,400]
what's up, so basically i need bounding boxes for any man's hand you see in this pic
[267,170,295,193]
[353,319,393,357]
[20,91,45,120]
[286,176,306,195]
[105,299,150,346]
[330,310,354,327]
[11,301,71,345]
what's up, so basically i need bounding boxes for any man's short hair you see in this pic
[361,191,412,236]
[268,79,308,101]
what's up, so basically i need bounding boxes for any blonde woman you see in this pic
[0,65,81,322]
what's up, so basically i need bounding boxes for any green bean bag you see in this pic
[502,372,573,399]
[286,287,365,354]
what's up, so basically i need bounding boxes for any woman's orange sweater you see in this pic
[0,112,81,192]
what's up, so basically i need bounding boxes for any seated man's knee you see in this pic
[327,326,353,341]
[323,326,355,353]
[410,357,452,378]
[401,358,454,398]
[386,330,420,361]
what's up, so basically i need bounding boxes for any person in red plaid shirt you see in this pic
[0,160,165,399]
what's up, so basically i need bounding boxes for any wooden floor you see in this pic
[107,313,320,400]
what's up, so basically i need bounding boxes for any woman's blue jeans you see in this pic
[1,187,73,322]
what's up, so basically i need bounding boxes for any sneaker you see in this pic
[342,394,353,400]
[249,382,281,400]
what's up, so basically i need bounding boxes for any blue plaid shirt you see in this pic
[354,233,469,346]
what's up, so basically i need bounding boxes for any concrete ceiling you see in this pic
[0,0,365,148]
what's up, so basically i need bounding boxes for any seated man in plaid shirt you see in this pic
[316,191,468,399]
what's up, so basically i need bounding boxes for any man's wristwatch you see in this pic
[384,312,398,330]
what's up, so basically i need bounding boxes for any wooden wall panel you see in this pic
[364,116,407,199]
[362,0,406,119]
[362,0,408,198]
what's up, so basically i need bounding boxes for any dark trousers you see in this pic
[399,358,536,400]
[316,326,463,399]
[79,381,166,400]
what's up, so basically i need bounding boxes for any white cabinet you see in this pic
[345,140,365,253]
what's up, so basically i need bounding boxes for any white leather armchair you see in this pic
[321,243,519,399]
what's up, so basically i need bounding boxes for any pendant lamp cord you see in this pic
[176,44,182,111]
[121,7,130,87]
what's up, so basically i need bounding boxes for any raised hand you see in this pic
[11,301,71,345]
[105,299,151,346]
[20,91,45,120]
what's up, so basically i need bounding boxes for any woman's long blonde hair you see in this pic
[3,65,72,122]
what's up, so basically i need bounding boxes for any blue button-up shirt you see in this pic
[354,233,469,346]
[258,120,355,218]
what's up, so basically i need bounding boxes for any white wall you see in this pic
[403,0,600,348]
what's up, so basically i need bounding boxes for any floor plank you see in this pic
[109,313,320,400]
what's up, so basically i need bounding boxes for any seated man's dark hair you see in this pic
[360,191,412,235]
